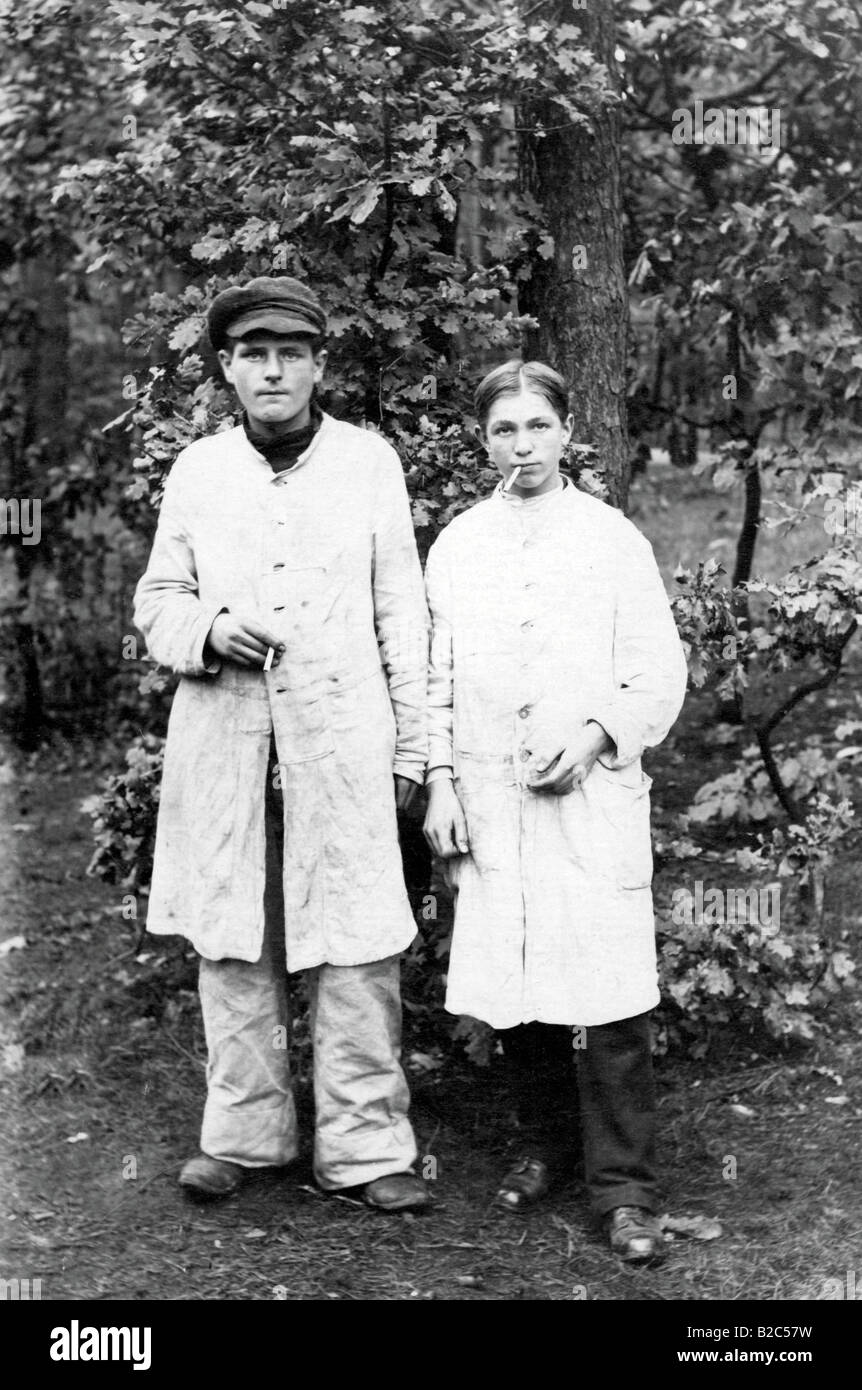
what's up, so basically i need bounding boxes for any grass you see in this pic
[629,456,831,586]
[2,726,861,1301]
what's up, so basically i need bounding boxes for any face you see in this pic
[480,387,573,497]
[218,333,326,437]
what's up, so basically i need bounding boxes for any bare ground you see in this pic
[1,715,861,1304]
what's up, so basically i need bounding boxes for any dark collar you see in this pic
[242,401,323,473]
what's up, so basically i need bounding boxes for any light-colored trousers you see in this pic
[197,760,418,1189]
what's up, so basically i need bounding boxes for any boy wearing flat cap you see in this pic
[134,276,431,1211]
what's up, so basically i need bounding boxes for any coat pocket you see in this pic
[233,690,274,735]
[326,667,396,750]
[454,639,517,760]
[586,761,654,890]
[271,695,335,764]
[453,749,518,785]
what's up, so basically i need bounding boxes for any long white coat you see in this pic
[134,413,428,968]
[425,479,687,1028]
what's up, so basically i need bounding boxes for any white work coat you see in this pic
[425,479,687,1028]
[134,413,428,967]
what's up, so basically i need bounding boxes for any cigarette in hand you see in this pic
[263,646,275,672]
[503,465,522,494]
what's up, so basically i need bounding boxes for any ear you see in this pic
[472,422,487,447]
[312,348,328,381]
[217,348,235,386]
[561,411,574,445]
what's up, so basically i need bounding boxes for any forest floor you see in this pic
[1,465,862,1302]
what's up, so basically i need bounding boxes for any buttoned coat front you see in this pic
[134,413,428,968]
[425,480,688,1029]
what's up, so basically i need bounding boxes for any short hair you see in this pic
[474,359,569,429]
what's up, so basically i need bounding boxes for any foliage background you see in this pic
[2,0,861,1055]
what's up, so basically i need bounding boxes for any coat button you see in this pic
[518,706,530,719]
[519,748,530,762]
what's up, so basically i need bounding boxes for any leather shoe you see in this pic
[495,1156,552,1211]
[606,1206,665,1264]
[179,1154,245,1201]
[362,1172,430,1212]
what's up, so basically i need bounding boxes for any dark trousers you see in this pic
[502,1014,658,1217]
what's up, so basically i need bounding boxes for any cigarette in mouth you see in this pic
[503,466,522,494]
[263,646,275,672]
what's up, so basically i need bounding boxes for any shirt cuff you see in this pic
[425,765,454,784]
[197,606,229,676]
[585,711,639,770]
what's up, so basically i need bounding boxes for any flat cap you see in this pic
[207,275,327,351]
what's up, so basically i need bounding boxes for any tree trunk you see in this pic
[732,449,761,591]
[727,310,761,594]
[1,248,69,748]
[517,0,629,510]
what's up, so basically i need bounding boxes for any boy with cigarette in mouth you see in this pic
[424,360,687,1261]
[134,276,431,1211]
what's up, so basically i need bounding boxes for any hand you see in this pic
[423,780,470,858]
[206,613,285,668]
[528,720,612,796]
[394,775,419,813]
